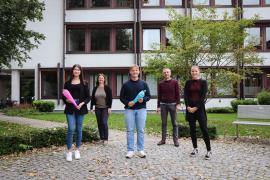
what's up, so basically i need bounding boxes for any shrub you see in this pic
[33,100,55,112]
[3,104,39,116]
[178,125,217,139]
[206,107,234,113]
[230,99,257,112]
[257,91,270,105]
[0,127,99,156]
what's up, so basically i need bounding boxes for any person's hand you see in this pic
[156,107,160,113]
[77,102,85,109]
[108,108,112,114]
[138,98,143,103]
[176,104,181,111]
[128,101,135,107]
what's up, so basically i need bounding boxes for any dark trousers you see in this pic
[95,108,109,140]
[187,109,211,151]
[160,104,178,141]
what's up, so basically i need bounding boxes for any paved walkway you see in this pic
[0,113,66,129]
[0,129,269,179]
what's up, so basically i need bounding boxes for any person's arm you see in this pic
[157,82,161,108]
[195,80,208,108]
[90,87,96,110]
[175,80,181,105]
[62,82,68,104]
[143,81,151,102]
[120,83,129,106]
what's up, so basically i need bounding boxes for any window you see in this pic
[116,28,133,51]
[266,0,270,5]
[117,74,129,96]
[67,0,84,8]
[116,0,133,7]
[92,0,110,7]
[266,27,270,50]
[244,74,262,96]
[91,28,110,51]
[165,30,173,46]
[143,0,160,6]
[245,28,261,50]
[215,0,231,5]
[68,29,85,52]
[243,0,260,5]
[41,71,57,99]
[193,0,210,6]
[165,0,182,6]
[143,29,161,50]
[145,75,157,96]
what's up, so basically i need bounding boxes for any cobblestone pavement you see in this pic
[0,113,66,129]
[0,130,269,180]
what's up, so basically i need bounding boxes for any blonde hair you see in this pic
[129,64,140,71]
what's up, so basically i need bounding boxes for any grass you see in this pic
[0,121,36,137]
[22,112,270,138]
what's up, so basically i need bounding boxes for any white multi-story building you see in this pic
[1,0,270,110]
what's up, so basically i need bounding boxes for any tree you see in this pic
[144,8,263,98]
[0,0,45,69]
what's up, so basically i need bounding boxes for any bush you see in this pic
[257,91,270,105]
[33,100,55,112]
[0,127,99,156]
[230,99,257,112]
[206,107,234,113]
[178,125,217,139]
[3,104,40,116]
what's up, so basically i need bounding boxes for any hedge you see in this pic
[230,99,257,112]
[257,91,270,105]
[178,125,217,139]
[206,107,234,113]
[0,127,99,156]
[33,100,55,112]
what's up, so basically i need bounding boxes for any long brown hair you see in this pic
[70,64,85,85]
[96,73,106,86]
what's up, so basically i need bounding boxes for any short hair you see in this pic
[129,64,140,71]
[163,68,171,72]
[191,65,200,71]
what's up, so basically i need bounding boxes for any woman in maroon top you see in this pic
[184,66,212,160]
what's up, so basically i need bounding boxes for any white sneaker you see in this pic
[125,151,134,159]
[66,152,72,162]
[137,151,146,158]
[74,150,81,160]
[190,148,198,157]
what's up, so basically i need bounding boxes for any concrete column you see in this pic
[11,70,20,104]
[34,67,39,100]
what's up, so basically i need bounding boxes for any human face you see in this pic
[98,75,105,85]
[129,67,140,79]
[163,68,171,80]
[73,66,81,78]
[191,66,200,80]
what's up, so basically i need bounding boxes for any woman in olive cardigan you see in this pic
[90,74,112,145]
[184,65,211,160]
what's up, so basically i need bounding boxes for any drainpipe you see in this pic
[62,0,66,102]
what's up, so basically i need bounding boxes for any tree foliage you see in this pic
[0,0,45,69]
[144,8,263,97]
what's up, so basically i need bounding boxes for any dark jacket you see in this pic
[120,79,151,109]
[184,79,208,120]
[90,85,112,110]
[62,80,90,115]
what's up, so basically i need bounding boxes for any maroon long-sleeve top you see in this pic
[157,79,180,108]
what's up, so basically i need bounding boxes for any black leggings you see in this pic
[187,109,211,151]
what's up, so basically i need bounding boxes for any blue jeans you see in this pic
[66,113,85,150]
[125,108,147,151]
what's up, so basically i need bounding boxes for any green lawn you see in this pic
[23,112,270,138]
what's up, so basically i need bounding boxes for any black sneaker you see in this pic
[174,140,179,147]
[157,140,166,146]
[190,148,198,157]
[204,151,212,160]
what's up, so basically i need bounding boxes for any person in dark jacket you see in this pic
[120,65,151,159]
[62,64,90,162]
[184,65,212,160]
[90,73,112,145]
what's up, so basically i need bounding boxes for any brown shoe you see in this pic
[157,140,166,146]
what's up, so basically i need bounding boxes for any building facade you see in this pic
[1,0,270,110]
